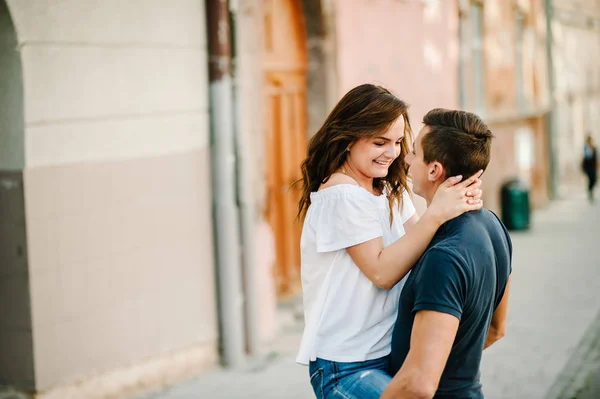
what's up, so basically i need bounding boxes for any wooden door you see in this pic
[263,0,307,296]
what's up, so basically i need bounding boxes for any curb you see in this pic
[574,365,600,399]
[544,308,600,399]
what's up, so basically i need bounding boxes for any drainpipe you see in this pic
[545,0,559,198]
[230,0,261,357]
[206,0,246,368]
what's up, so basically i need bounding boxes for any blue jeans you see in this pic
[308,356,392,399]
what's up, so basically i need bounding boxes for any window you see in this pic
[471,2,485,114]
[459,2,485,114]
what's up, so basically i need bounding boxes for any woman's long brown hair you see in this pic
[296,84,412,223]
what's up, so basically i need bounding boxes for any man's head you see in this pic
[586,135,594,146]
[406,108,494,203]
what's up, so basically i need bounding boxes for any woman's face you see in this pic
[347,117,406,179]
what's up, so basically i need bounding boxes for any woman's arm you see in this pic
[347,172,483,290]
[403,213,420,232]
[347,212,443,290]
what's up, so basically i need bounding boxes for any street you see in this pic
[139,189,600,399]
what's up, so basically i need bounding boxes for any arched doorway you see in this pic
[263,0,308,296]
[0,0,33,392]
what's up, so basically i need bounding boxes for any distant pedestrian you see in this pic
[582,135,598,203]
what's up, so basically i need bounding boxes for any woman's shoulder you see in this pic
[318,172,358,190]
[310,174,383,205]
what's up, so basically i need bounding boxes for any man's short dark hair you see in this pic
[422,109,494,179]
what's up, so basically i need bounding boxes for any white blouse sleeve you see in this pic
[312,193,383,253]
[400,189,417,223]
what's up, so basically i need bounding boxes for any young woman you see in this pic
[295,84,483,399]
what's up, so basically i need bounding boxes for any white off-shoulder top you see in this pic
[296,184,416,365]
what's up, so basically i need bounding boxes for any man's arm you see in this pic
[380,310,459,399]
[484,275,511,349]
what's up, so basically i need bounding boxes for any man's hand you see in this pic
[381,310,459,399]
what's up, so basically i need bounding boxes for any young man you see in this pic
[381,109,512,399]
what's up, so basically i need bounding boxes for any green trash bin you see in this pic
[500,179,530,231]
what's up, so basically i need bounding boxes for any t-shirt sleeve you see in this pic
[412,249,467,320]
[313,193,384,253]
[400,189,417,223]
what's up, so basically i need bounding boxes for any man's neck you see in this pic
[424,183,442,208]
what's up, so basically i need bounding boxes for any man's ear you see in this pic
[427,161,446,182]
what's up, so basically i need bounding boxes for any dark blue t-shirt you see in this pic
[390,209,512,399]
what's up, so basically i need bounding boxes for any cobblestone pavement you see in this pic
[139,192,600,399]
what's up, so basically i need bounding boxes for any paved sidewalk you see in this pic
[480,193,600,399]
[139,193,600,399]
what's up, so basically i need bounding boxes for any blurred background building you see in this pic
[550,0,600,191]
[0,0,598,398]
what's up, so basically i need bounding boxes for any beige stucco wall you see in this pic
[5,0,219,394]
